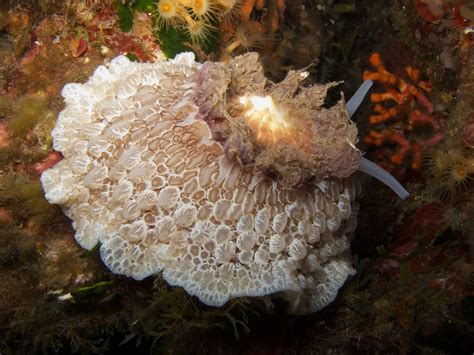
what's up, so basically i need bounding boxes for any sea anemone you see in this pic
[216,0,238,12]
[155,0,241,48]
[224,21,264,55]
[189,0,220,20]
[155,0,182,28]
[186,17,214,44]
[219,0,242,26]
[448,158,472,190]
[426,148,474,195]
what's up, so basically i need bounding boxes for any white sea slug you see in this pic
[41,51,406,314]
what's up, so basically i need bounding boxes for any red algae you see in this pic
[70,38,88,58]
[34,151,63,175]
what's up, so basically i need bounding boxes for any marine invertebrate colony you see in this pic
[154,0,226,42]
[149,0,285,59]
[42,52,369,314]
[363,53,443,175]
[426,148,474,195]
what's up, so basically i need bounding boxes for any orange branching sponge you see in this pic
[363,53,443,176]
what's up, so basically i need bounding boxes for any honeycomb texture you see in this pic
[41,53,361,314]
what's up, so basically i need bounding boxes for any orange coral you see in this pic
[363,53,443,176]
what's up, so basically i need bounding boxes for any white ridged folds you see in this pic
[41,53,362,314]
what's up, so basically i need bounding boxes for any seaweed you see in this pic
[131,0,155,12]
[153,25,194,59]
[0,173,64,226]
[0,96,12,119]
[134,277,273,353]
[115,0,134,33]
[79,242,101,259]
[0,222,31,268]
[71,281,115,303]
[7,94,51,138]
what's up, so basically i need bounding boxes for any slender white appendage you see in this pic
[346,79,410,199]
[358,157,409,199]
[347,79,373,118]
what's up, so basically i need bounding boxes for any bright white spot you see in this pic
[239,95,290,144]
[299,71,309,79]
[58,293,73,302]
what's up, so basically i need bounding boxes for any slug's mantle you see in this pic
[41,52,361,314]
[194,53,362,188]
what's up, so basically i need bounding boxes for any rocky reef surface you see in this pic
[0,0,472,353]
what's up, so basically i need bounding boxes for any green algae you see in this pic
[6,94,53,138]
[0,222,29,268]
[79,242,101,259]
[131,0,155,12]
[0,173,63,225]
[153,25,194,59]
[71,281,115,303]
[115,1,133,32]
[0,96,12,119]
[134,277,273,352]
